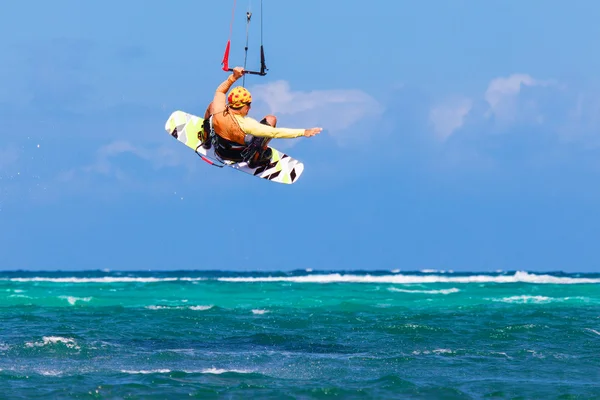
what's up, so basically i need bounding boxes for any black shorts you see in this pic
[214,118,270,162]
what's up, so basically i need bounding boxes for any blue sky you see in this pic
[2,0,600,272]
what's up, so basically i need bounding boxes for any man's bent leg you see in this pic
[257,115,277,160]
[261,115,277,127]
[258,115,277,148]
[244,115,278,168]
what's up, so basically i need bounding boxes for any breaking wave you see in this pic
[217,271,600,284]
[1,271,599,285]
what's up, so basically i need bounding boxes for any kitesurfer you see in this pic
[202,66,322,168]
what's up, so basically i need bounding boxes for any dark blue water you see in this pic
[0,269,599,399]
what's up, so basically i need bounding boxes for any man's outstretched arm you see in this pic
[238,116,322,139]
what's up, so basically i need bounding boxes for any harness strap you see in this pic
[206,115,270,166]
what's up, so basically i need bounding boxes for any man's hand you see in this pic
[232,66,244,80]
[303,128,322,137]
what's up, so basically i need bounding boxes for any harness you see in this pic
[204,115,263,164]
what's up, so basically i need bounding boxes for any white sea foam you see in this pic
[5,277,187,283]
[217,271,600,284]
[420,269,454,273]
[179,278,207,281]
[25,336,80,350]
[3,271,598,285]
[38,369,63,376]
[504,324,539,330]
[585,328,600,336]
[59,296,91,305]
[189,305,212,311]
[146,305,212,310]
[412,348,454,355]
[201,368,252,374]
[120,368,252,375]
[488,295,593,304]
[252,309,269,314]
[121,369,171,374]
[489,296,552,304]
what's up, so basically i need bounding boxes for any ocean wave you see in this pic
[119,368,253,375]
[412,348,454,355]
[490,295,553,304]
[584,328,600,336]
[145,305,183,310]
[121,369,171,374]
[190,305,213,311]
[388,287,460,294]
[420,269,454,274]
[488,295,592,304]
[146,305,213,311]
[59,296,92,305]
[25,336,80,350]
[37,369,63,376]
[3,277,201,283]
[200,368,253,374]
[217,271,600,284]
[1,271,598,285]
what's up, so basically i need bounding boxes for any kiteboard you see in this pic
[164,110,304,184]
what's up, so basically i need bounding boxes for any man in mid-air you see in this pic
[202,66,322,168]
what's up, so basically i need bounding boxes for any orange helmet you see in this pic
[227,86,252,109]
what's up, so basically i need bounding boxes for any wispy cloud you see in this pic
[430,73,587,139]
[54,140,189,189]
[422,72,600,173]
[86,140,183,175]
[43,139,206,203]
[483,73,556,123]
[429,96,473,140]
[53,141,191,193]
[249,80,383,146]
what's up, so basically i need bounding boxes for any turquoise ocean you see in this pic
[1,269,599,399]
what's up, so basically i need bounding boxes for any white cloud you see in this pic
[249,80,383,146]
[44,139,208,203]
[56,140,188,185]
[424,72,600,172]
[484,73,555,122]
[91,140,183,172]
[429,96,473,140]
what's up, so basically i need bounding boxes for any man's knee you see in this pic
[260,115,277,127]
